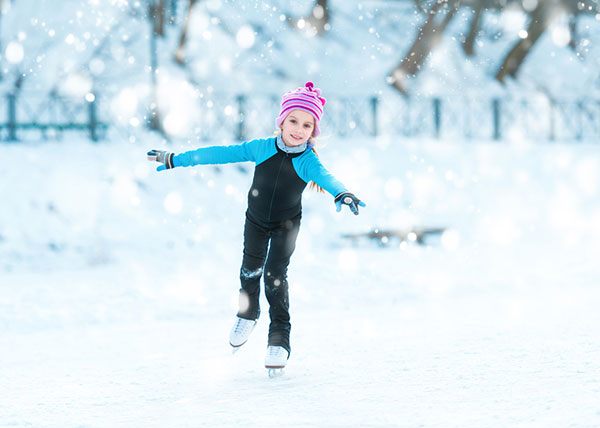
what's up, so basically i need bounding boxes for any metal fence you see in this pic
[0,92,108,142]
[1,92,598,142]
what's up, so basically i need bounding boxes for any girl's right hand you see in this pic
[147,149,175,171]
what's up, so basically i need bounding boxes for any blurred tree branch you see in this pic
[175,0,199,65]
[287,0,330,36]
[494,0,597,83]
[145,0,178,135]
[388,0,461,95]
[383,0,600,94]
[462,1,484,56]
[149,0,167,36]
[496,0,559,83]
[0,0,3,84]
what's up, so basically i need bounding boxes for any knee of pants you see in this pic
[240,266,263,282]
[265,268,288,286]
[265,271,287,297]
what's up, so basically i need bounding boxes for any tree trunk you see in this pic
[288,0,330,36]
[567,14,577,51]
[463,2,483,56]
[150,0,167,37]
[495,0,561,83]
[0,1,2,81]
[148,0,164,134]
[389,0,460,95]
[175,0,198,65]
[309,0,330,36]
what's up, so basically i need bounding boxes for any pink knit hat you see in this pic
[275,82,327,137]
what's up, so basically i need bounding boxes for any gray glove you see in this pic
[334,192,366,215]
[147,149,175,171]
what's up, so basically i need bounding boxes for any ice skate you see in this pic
[265,345,289,377]
[229,317,257,352]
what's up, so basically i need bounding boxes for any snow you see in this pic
[2,0,600,426]
[1,136,600,427]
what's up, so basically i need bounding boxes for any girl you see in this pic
[147,82,365,372]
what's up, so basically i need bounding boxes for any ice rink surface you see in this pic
[1,137,599,427]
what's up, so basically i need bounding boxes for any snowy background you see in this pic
[2,1,600,427]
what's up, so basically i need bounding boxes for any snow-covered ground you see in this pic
[1,135,599,427]
[2,0,600,425]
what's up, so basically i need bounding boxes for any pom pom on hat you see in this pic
[275,82,327,136]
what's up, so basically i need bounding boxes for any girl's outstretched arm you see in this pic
[147,138,270,171]
[295,151,366,215]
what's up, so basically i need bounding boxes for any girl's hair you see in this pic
[273,129,325,193]
[307,147,325,193]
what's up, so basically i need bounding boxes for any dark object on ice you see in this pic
[342,227,445,246]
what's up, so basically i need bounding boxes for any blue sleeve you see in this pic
[293,150,348,197]
[173,138,274,167]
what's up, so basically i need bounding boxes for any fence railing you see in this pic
[0,92,108,142]
[1,92,598,142]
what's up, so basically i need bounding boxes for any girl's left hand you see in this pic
[334,192,366,215]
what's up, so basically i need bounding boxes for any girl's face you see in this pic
[280,109,315,147]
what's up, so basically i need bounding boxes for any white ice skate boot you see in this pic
[229,317,257,351]
[265,346,289,377]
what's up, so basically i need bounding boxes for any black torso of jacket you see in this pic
[247,141,308,226]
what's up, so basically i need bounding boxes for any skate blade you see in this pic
[267,368,285,378]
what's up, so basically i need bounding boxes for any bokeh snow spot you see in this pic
[338,249,358,272]
[164,112,189,137]
[551,23,571,47]
[112,88,139,120]
[574,159,598,196]
[61,73,92,98]
[5,41,24,63]
[384,178,403,200]
[480,215,520,246]
[164,192,183,215]
[308,217,324,234]
[441,229,460,250]
[238,291,250,313]
[112,174,138,207]
[236,25,255,49]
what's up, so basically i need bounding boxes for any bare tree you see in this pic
[495,0,562,83]
[175,0,199,65]
[149,0,167,36]
[494,0,597,83]
[388,0,461,95]
[567,13,577,51]
[462,0,484,56]
[287,0,330,36]
[385,0,599,93]
[148,0,166,133]
[0,0,3,55]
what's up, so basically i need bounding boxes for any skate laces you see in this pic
[268,346,285,358]
[234,318,253,335]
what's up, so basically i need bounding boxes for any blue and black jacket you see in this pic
[172,136,347,224]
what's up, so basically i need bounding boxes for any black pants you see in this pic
[237,211,301,355]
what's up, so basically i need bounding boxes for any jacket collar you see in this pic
[276,134,310,154]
